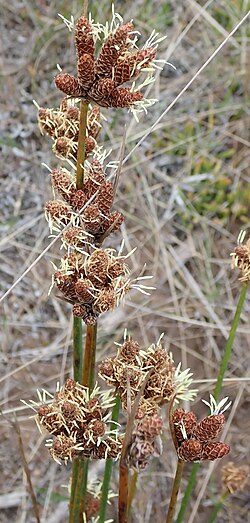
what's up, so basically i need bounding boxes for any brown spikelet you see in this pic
[137,414,163,440]
[193,414,225,442]
[94,288,116,313]
[119,339,140,361]
[63,227,86,248]
[89,79,115,106]
[113,48,157,87]
[70,189,87,211]
[75,16,95,59]
[108,259,125,279]
[72,303,88,318]
[85,136,96,155]
[178,438,203,462]
[45,200,72,225]
[66,106,80,121]
[86,249,109,286]
[38,107,61,138]
[107,211,124,233]
[77,54,95,90]
[82,204,102,234]
[173,409,198,443]
[74,279,95,303]
[201,442,230,461]
[51,169,76,202]
[108,88,143,108]
[54,272,77,301]
[99,359,114,379]
[53,137,74,159]
[87,106,101,138]
[96,181,114,214]
[95,22,133,78]
[55,73,83,97]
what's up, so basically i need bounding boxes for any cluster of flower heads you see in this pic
[38,98,101,161]
[221,461,249,494]
[55,13,160,113]
[99,337,197,417]
[231,231,250,283]
[33,378,122,464]
[45,159,124,243]
[53,248,131,324]
[172,396,231,462]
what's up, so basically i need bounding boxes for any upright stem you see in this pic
[127,471,138,515]
[76,101,88,190]
[99,398,120,523]
[73,317,83,382]
[207,491,228,523]
[119,461,129,523]
[82,324,97,386]
[175,283,248,523]
[166,461,184,523]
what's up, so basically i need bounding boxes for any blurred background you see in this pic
[0,1,250,521]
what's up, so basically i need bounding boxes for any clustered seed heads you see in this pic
[55,15,158,110]
[222,461,249,494]
[36,378,122,463]
[45,159,124,242]
[231,234,250,283]
[99,337,196,416]
[53,248,130,324]
[127,413,163,471]
[38,99,101,161]
[172,396,231,462]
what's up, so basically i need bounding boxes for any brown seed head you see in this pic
[95,181,114,214]
[119,340,140,361]
[55,73,83,97]
[193,414,225,443]
[178,438,203,462]
[74,279,95,303]
[173,410,198,443]
[77,54,95,90]
[70,189,87,211]
[63,227,85,248]
[137,414,163,441]
[45,200,72,225]
[75,16,95,58]
[94,288,116,313]
[201,442,230,461]
[222,461,249,494]
[51,169,75,202]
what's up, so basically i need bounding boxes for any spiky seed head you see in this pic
[193,414,225,442]
[178,438,203,462]
[201,442,230,461]
[222,462,249,494]
[55,73,83,97]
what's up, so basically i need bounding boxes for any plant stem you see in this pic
[175,284,248,523]
[82,324,97,387]
[166,460,184,523]
[127,471,138,515]
[69,459,88,523]
[76,101,88,190]
[99,398,120,523]
[213,283,248,401]
[207,491,228,523]
[119,460,129,523]
[73,317,83,382]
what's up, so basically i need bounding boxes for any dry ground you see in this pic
[0,0,250,522]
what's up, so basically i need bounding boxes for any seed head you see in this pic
[222,462,249,494]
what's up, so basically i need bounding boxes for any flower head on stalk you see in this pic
[231,230,250,283]
[54,10,168,117]
[172,395,231,462]
[24,379,122,464]
[99,335,197,416]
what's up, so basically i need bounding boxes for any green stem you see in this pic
[207,491,228,523]
[99,398,120,523]
[69,459,88,523]
[213,284,247,401]
[166,461,185,523]
[127,471,138,515]
[175,284,248,523]
[73,317,83,382]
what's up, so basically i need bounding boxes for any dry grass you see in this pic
[0,1,250,522]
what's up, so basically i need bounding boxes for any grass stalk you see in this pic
[99,397,120,523]
[166,460,185,523]
[175,283,248,523]
[207,491,228,523]
[127,471,138,515]
[76,101,88,190]
[73,317,83,382]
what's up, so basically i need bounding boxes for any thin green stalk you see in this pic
[175,283,248,523]
[69,459,88,523]
[99,398,120,523]
[73,317,83,382]
[207,491,228,523]
[166,461,185,523]
[127,471,138,515]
